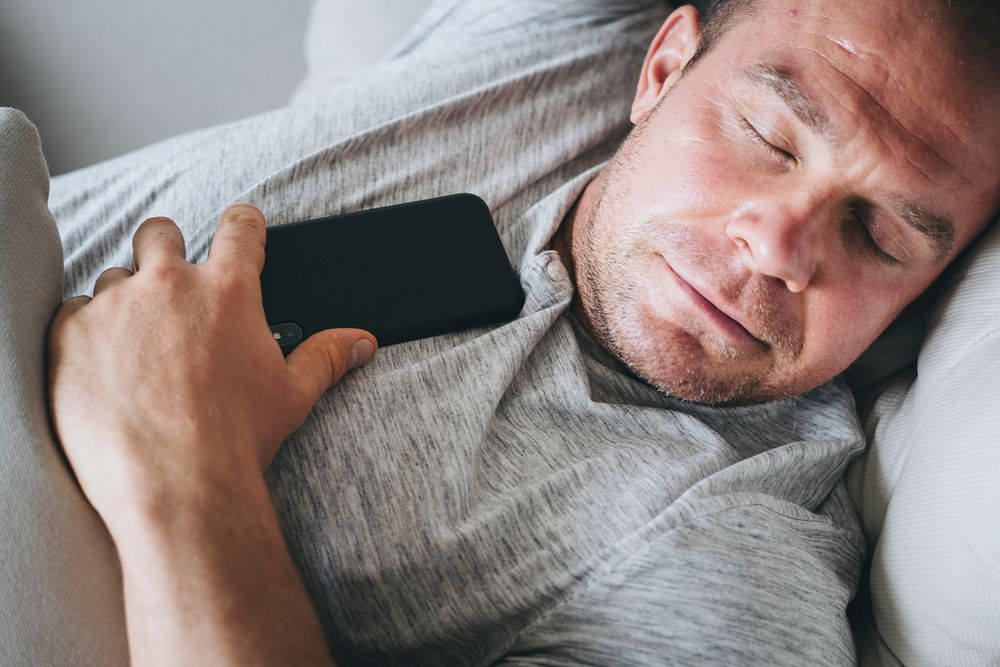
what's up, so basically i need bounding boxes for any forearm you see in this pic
[111,471,335,667]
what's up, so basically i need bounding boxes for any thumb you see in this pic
[285,328,377,409]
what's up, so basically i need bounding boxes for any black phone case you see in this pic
[259,193,526,354]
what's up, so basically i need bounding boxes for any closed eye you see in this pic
[847,205,900,266]
[739,116,797,167]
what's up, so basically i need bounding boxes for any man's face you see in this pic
[560,0,1000,404]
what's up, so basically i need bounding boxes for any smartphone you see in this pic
[259,193,526,355]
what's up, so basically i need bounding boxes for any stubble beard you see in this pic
[572,116,790,406]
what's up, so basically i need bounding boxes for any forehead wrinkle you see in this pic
[739,63,832,139]
[788,44,973,187]
[808,29,966,149]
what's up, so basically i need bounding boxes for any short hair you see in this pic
[682,0,758,72]
[682,0,1000,87]
[943,0,1000,88]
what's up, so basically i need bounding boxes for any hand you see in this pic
[46,204,377,534]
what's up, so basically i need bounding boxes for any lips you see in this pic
[660,257,767,348]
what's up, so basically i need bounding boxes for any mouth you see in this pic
[659,257,767,350]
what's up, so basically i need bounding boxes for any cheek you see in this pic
[628,121,753,221]
[800,277,915,369]
[810,304,870,360]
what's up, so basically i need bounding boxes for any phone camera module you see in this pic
[268,322,303,353]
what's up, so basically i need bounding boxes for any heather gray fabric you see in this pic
[2,1,868,665]
[0,108,130,665]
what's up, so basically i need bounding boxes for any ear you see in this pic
[631,5,702,124]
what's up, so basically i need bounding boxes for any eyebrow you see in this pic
[888,196,956,263]
[739,63,833,140]
[738,62,958,263]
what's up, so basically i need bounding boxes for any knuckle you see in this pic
[215,266,257,292]
[95,284,125,308]
[52,299,88,336]
[211,265,256,296]
[304,331,350,383]
[143,262,186,288]
[325,332,352,379]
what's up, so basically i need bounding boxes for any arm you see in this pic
[114,466,334,666]
[46,205,377,666]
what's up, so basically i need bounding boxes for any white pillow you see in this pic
[848,217,1000,665]
[290,0,433,105]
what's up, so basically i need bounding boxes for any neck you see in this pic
[550,169,606,339]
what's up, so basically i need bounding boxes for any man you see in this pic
[3,0,998,664]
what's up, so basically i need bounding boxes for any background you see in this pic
[0,0,430,175]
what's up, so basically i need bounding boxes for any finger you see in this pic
[93,267,133,295]
[132,216,187,270]
[206,204,266,277]
[285,329,377,412]
[48,295,92,335]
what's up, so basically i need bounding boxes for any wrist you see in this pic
[80,428,265,541]
[107,459,270,555]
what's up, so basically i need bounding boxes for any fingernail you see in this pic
[225,203,263,220]
[351,338,375,368]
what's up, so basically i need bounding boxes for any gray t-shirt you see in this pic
[49,1,866,664]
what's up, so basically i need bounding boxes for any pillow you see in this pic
[290,0,434,105]
[847,217,1000,665]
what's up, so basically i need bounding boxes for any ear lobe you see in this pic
[631,5,702,124]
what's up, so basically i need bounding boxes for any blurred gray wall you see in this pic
[0,0,313,175]
[2,1,697,176]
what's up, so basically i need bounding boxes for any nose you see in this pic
[725,199,823,293]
